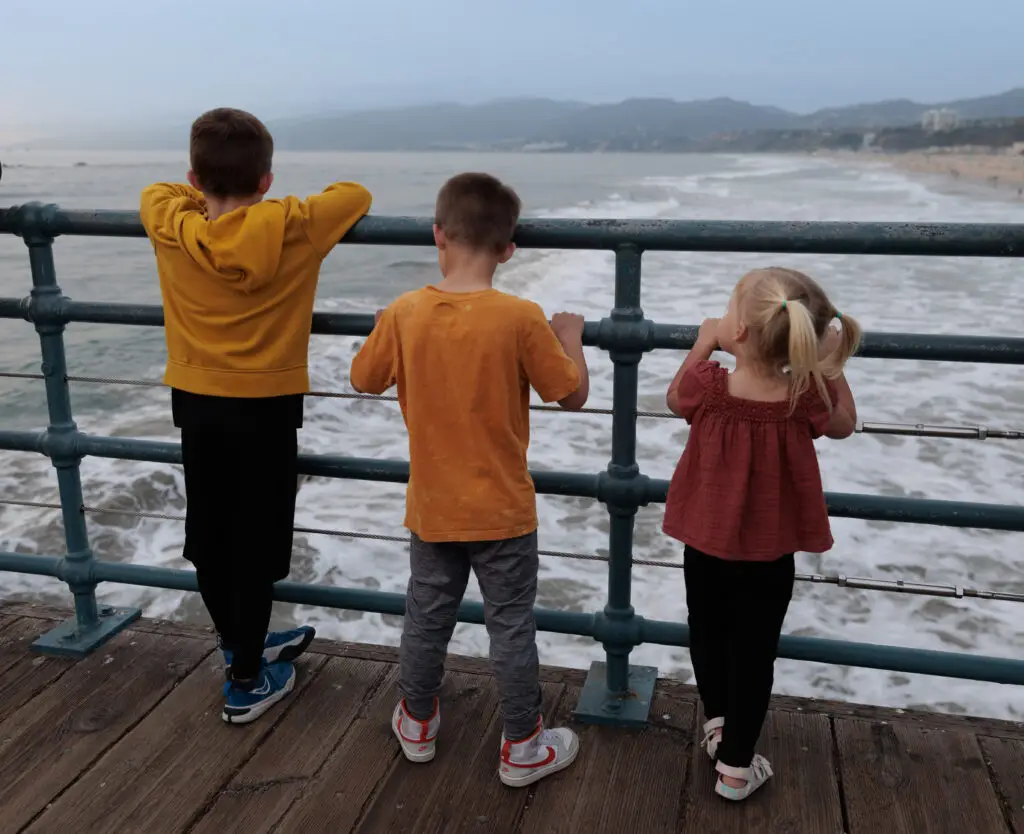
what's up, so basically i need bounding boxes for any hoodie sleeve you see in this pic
[300,182,373,259]
[139,183,205,239]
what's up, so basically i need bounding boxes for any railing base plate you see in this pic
[31,606,142,657]
[572,661,658,727]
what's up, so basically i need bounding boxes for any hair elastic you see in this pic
[780,300,787,310]
[835,311,843,320]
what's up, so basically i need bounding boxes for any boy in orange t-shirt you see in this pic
[350,172,588,787]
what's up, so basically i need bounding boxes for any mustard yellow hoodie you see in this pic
[140,182,372,398]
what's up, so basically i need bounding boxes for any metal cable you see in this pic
[1,371,1022,438]
[1,497,1021,603]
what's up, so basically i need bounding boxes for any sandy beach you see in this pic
[880,151,1024,193]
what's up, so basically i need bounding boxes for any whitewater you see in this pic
[0,149,1021,720]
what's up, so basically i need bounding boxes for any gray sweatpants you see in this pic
[399,531,543,741]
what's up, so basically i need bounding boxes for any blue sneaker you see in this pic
[219,626,316,677]
[222,660,296,724]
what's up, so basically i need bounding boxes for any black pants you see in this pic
[684,545,795,769]
[181,425,298,680]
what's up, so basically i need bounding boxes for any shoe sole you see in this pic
[499,741,580,788]
[715,774,772,801]
[392,718,436,763]
[222,672,296,725]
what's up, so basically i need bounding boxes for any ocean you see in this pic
[1,149,1022,721]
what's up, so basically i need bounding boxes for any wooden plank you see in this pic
[0,615,19,671]
[412,680,566,834]
[272,666,402,833]
[0,615,32,674]
[353,671,502,833]
[979,736,1024,834]
[518,687,696,834]
[8,605,1024,741]
[0,616,74,714]
[25,651,326,834]
[191,656,391,833]
[680,709,843,833]
[0,630,210,834]
[836,717,1010,834]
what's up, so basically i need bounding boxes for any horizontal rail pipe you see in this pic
[1,298,1023,364]
[2,549,1022,685]
[2,206,1024,257]
[0,428,1022,530]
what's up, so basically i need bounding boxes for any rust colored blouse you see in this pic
[662,360,836,561]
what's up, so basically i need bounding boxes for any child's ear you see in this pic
[498,242,516,264]
[433,224,447,249]
[735,321,749,343]
[257,172,274,195]
[186,170,200,190]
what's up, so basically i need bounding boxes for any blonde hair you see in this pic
[737,267,861,411]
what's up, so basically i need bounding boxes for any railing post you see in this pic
[12,203,140,656]
[574,244,657,727]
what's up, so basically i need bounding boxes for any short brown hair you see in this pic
[189,108,273,198]
[435,173,521,253]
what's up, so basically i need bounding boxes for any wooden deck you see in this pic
[0,602,1022,834]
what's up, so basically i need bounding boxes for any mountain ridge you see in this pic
[18,87,1024,152]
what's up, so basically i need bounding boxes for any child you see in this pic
[140,107,372,724]
[350,172,589,787]
[663,267,860,801]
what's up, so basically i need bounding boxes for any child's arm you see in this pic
[350,306,398,394]
[667,318,718,416]
[824,375,857,439]
[550,313,589,411]
[520,306,587,411]
[139,183,204,236]
[301,183,373,259]
[818,325,857,439]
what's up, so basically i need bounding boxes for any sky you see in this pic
[2,0,1022,140]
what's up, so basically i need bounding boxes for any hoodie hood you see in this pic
[164,198,287,292]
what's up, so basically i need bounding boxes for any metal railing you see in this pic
[1,201,1023,725]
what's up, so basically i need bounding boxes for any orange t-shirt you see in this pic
[350,286,581,542]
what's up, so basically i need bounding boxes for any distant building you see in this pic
[921,109,959,132]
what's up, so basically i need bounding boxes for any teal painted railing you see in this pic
[1,202,1023,725]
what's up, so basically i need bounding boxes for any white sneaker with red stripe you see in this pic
[392,699,440,763]
[499,719,579,788]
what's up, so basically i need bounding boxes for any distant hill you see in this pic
[801,88,1024,129]
[271,98,587,151]
[21,87,1024,152]
[266,87,1024,151]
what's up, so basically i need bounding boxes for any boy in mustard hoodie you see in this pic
[140,107,372,724]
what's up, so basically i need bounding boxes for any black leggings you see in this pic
[684,545,795,769]
[181,426,298,680]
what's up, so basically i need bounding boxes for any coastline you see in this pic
[829,149,1024,195]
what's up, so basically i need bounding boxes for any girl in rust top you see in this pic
[663,267,861,802]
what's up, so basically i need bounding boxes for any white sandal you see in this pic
[700,717,724,761]
[714,754,773,801]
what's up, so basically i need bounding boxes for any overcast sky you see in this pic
[3,0,1022,138]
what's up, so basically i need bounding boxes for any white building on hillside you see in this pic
[921,108,959,132]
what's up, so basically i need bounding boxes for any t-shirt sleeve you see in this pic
[300,182,373,259]
[805,378,839,438]
[674,360,722,423]
[519,303,581,403]
[350,306,399,395]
